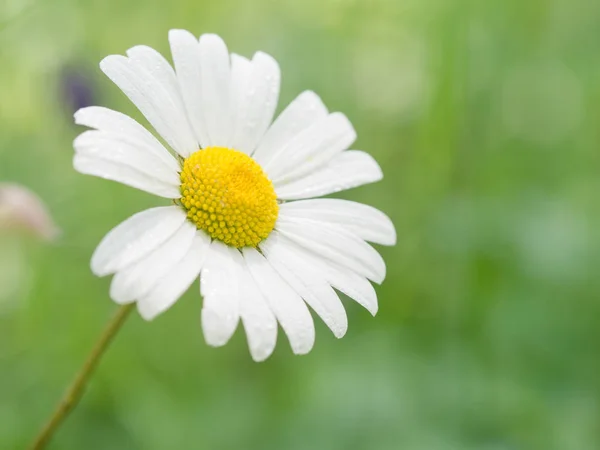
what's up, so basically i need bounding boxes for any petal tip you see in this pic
[199,33,226,48]
[168,28,187,36]
[201,309,237,347]
[89,263,105,277]
[99,54,121,68]
[332,112,357,141]
[137,303,159,321]
[388,232,398,247]
[299,90,326,111]
[253,50,277,65]
[203,337,228,348]
[290,335,315,355]
[368,303,379,316]
[73,107,91,124]
[334,322,348,339]
[292,346,313,356]
[250,346,275,362]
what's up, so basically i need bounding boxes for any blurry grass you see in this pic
[1,0,600,449]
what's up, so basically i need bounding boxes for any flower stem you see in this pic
[28,304,135,450]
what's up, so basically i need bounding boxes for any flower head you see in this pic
[74,30,396,361]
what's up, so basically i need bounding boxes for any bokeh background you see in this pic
[1,0,600,448]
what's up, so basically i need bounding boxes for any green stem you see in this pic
[28,304,134,450]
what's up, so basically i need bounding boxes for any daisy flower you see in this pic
[73,30,396,361]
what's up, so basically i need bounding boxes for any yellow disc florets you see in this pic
[180,147,278,248]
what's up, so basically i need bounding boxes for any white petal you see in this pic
[229,51,280,154]
[200,241,240,347]
[253,91,328,167]
[228,53,253,147]
[264,231,378,315]
[92,206,187,276]
[261,236,347,338]
[73,154,180,198]
[109,220,196,304]
[242,247,315,355]
[125,45,186,116]
[264,112,356,183]
[276,218,386,284]
[279,199,396,246]
[230,250,278,361]
[275,150,382,200]
[74,106,180,172]
[198,34,232,146]
[168,29,210,148]
[137,231,210,321]
[100,54,197,157]
[74,130,180,186]
[319,260,378,316]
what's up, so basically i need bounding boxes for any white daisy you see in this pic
[73,30,396,361]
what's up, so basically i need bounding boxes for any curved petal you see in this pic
[279,199,396,246]
[168,29,210,148]
[74,130,180,186]
[229,51,280,154]
[137,231,210,320]
[230,249,278,361]
[276,218,386,284]
[253,90,328,167]
[109,220,196,304]
[242,247,315,355]
[327,267,378,316]
[275,151,382,200]
[200,241,240,347]
[91,206,187,277]
[263,231,378,315]
[73,154,180,198]
[74,106,180,172]
[198,34,233,146]
[264,112,356,183]
[100,54,197,157]
[261,235,347,338]
[228,53,253,147]
[125,45,186,115]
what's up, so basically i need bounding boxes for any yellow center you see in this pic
[180,147,278,248]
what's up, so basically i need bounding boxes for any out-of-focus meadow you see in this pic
[1,0,600,448]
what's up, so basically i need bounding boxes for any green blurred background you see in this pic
[1,0,600,448]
